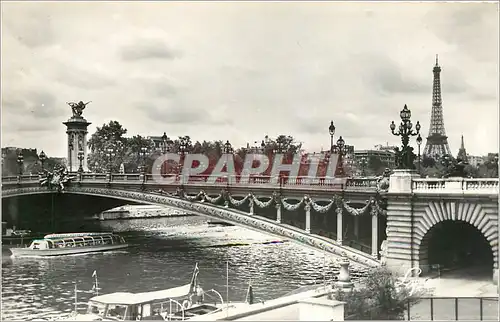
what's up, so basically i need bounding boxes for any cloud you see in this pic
[1,2,498,158]
[2,90,64,119]
[120,38,181,61]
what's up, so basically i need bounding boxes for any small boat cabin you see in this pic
[85,284,202,321]
[28,233,125,250]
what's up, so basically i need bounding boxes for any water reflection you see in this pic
[2,216,364,321]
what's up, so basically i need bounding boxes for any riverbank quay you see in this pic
[190,284,345,321]
[98,204,193,220]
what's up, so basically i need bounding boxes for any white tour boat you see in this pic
[9,232,129,257]
[67,264,250,321]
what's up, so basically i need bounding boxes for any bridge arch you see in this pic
[415,201,498,277]
[1,186,380,268]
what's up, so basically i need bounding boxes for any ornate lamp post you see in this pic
[332,136,349,176]
[139,146,148,173]
[360,157,367,177]
[106,147,115,173]
[329,121,336,152]
[17,152,24,176]
[416,133,422,175]
[39,150,47,171]
[161,132,169,154]
[390,104,421,169]
[223,140,234,154]
[78,150,85,173]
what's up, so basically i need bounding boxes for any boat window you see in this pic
[105,304,128,321]
[31,242,40,249]
[87,301,106,317]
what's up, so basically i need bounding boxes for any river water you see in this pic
[1,216,368,321]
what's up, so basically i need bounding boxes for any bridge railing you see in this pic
[412,178,499,194]
[1,173,381,191]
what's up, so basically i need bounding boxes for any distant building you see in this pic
[456,135,468,163]
[467,155,485,167]
[147,136,164,151]
[353,144,396,169]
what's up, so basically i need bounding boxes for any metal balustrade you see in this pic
[1,173,381,191]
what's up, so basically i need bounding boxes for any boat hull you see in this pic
[9,243,129,257]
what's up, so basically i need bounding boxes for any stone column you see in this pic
[353,216,359,239]
[371,212,378,258]
[276,203,282,223]
[385,169,420,275]
[336,207,343,244]
[249,198,254,215]
[305,203,311,233]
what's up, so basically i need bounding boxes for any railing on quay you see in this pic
[345,297,498,321]
[1,173,381,191]
[406,297,498,321]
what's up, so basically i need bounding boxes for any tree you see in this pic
[87,121,128,173]
[332,266,427,320]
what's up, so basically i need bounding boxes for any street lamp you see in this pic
[390,104,421,169]
[360,157,367,177]
[78,150,85,173]
[223,140,233,154]
[178,137,188,155]
[329,121,336,152]
[106,147,115,173]
[161,132,169,154]
[17,152,24,176]
[139,146,148,173]
[416,133,423,175]
[332,136,350,177]
[39,150,47,171]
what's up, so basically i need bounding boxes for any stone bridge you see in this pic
[1,173,387,268]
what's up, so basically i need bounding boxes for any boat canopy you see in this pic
[44,232,114,239]
[89,283,192,305]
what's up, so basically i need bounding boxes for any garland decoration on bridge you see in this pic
[251,192,275,208]
[200,190,224,203]
[281,198,305,211]
[343,201,371,216]
[155,187,385,217]
[308,198,335,214]
[228,194,251,207]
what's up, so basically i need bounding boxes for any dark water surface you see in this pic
[2,216,364,321]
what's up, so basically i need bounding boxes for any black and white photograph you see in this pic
[1,1,499,321]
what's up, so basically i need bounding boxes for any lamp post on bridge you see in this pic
[360,157,367,177]
[223,141,234,186]
[332,136,349,177]
[223,140,234,154]
[38,150,47,172]
[105,147,115,174]
[390,104,421,170]
[78,150,85,173]
[17,152,24,177]
[139,147,149,174]
[329,120,336,151]
[161,132,173,176]
[416,133,422,176]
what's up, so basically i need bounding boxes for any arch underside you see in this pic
[416,201,498,272]
[1,186,380,268]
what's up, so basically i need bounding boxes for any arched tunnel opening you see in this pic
[421,220,494,279]
[2,193,145,234]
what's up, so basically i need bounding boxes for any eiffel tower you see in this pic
[423,55,452,158]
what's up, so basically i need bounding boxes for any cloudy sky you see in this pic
[1,1,498,158]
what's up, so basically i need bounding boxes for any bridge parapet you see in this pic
[412,177,499,195]
[1,173,381,192]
